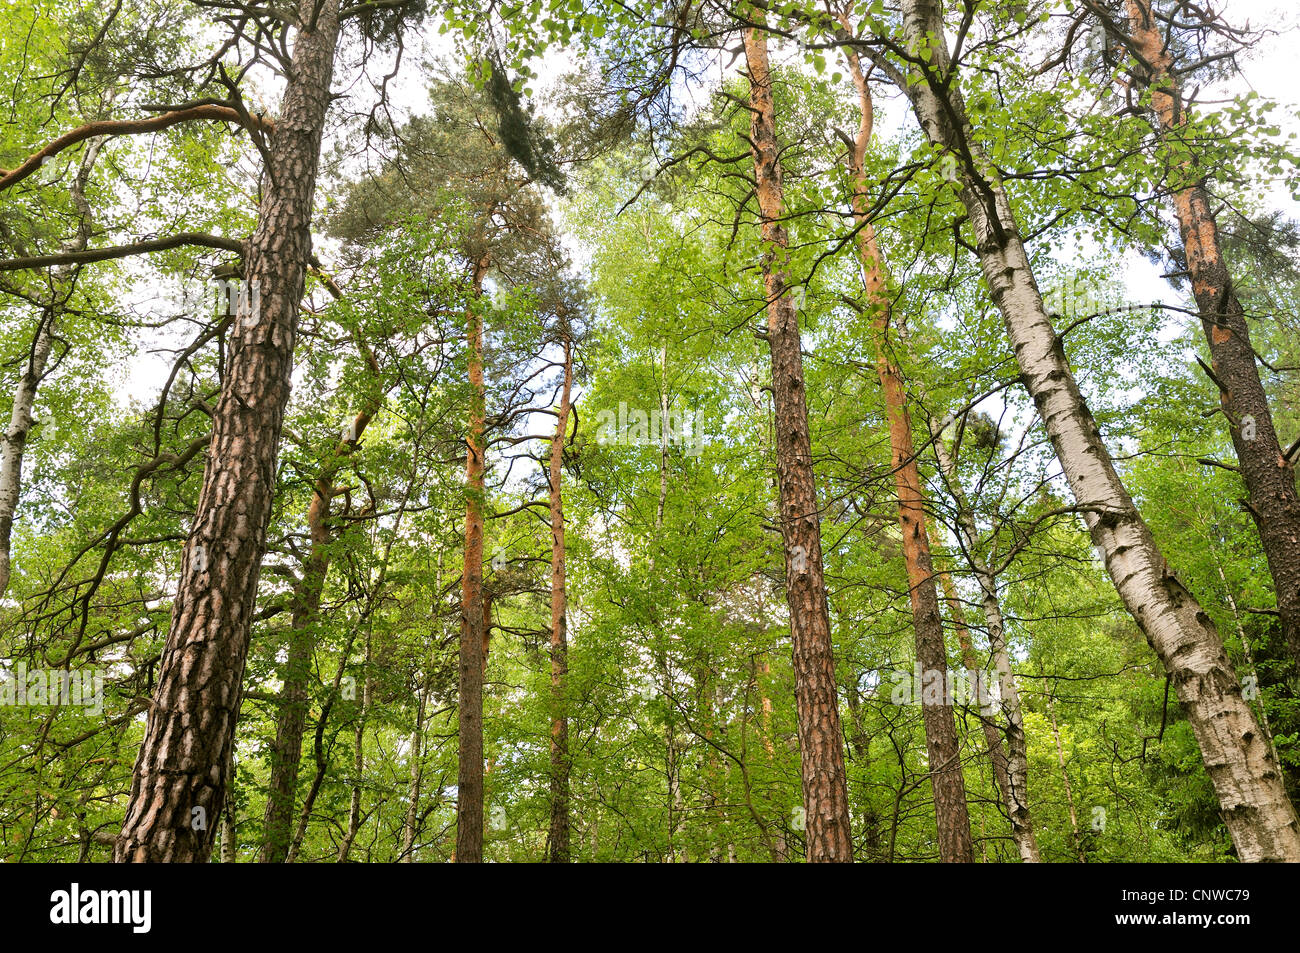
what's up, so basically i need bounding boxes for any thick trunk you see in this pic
[930,417,1041,862]
[546,337,573,862]
[455,256,490,863]
[744,22,853,862]
[115,0,341,863]
[841,45,973,863]
[1123,0,1300,668]
[893,0,1300,860]
[0,137,104,596]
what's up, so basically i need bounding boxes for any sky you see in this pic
[109,2,1300,416]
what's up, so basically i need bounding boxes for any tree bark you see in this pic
[455,254,491,863]
[929,416,1041,862]
[1121,0,1300,669]
[890,0,1300,861]
[744,22,853,862]
[546,336,573,862]
[114,0,342,863]
[841,42,973,863]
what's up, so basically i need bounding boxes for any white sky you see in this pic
[111,3,1300,411]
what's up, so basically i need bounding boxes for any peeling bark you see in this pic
[1122,0,1300,669]
[841,43,973,863]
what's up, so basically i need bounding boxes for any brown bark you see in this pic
[840,42,973,863]
[0,104,272,193]
[114,0,342,863]
[455,254,491,863]
[1123,0,1300,668]
[744,22,853,862]
[546,336,573,863]
[890,0,1300,860]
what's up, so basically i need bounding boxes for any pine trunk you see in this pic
[744,22,853,862]
[455,255,490,862]
[546,337,573,862]
[114,0,341,863]
[842,45,973,863]
[1124,0,1300,668]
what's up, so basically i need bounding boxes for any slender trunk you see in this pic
[115,0,342,863]
[337,633,371,863]
[744,22,853,863]
[891,0,1300,861]
[0,137,104,595]
[1047,693,1086,863]
[285,639,354,864]
[1123,0,1300,669]
[929,417,1041,862]
[841,43,972,862]
[401,676,429,862]
[546,337,573,862]
[1215,561,1284,772]
[259,342,381,863]
[929,533,1017,842]
[455,255,490,863]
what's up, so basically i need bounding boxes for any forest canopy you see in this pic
[1,0,1299,865]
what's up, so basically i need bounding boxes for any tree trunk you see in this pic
[891,0,1300,862]
[115,0,342,863]
[401,681,428,862]
[546,336,573,862]
[218,750,237,863]
[841,43,973,863]
[1046,692,1087,863]
[337,633,371,863]
[455,254,491,863]
[744,21,853,862]
[260,341,382,863]
[1122,0,1300,669]
[0,136,104,596]
[929,416,1041,862]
